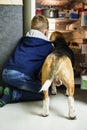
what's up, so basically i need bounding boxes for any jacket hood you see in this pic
[21,36,51,47]
[26,29,49,41]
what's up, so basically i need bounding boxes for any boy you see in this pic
[0,15,53,107]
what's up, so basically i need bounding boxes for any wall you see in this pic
[0,1,23,77]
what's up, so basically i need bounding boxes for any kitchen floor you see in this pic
[0,86,87,130]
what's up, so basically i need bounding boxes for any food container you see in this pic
[58,11,65,18]
[69,12,79,19]
[69,10,79,19]
[42,7,58,18]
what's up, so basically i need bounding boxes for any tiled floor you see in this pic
[0,86,87,130]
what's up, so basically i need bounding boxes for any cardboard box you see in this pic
[81,75,87,90]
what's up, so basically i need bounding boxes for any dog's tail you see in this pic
[39,61,60,92]
[39,79,52,92]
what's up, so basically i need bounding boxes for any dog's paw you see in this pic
[42,97,49,117]
[51,87,57,95]
[68,107,76,120]
[69,111,76,120]
[42,111,49,117]
[68,96,76,120]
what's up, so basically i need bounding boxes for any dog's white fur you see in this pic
[40,80,52,92]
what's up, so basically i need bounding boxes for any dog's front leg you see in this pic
[51,83,57,95]
[65,88,69,96]
[42,90,49,117]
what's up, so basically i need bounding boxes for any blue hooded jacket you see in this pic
[6,35,53,79]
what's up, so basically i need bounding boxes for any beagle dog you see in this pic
[40,31,76,119]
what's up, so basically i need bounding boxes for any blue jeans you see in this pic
[2,69,43,101]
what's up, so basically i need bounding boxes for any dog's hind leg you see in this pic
[57,57,76,119]
[42,90,49,116]
[65,80,76,119]
[65,68,76,120]
[41,54,55,116]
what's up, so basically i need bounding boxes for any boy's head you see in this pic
[50,31,64,42]
[31,14,49,36]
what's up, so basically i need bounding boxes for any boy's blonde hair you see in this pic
[50,31,64,42]
[31,15,49,33]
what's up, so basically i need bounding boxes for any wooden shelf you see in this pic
[48,18,80,23]
[49,30,78,33]
[48,18,80,33]
[56,18,80,23]
[57,30,78,33]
